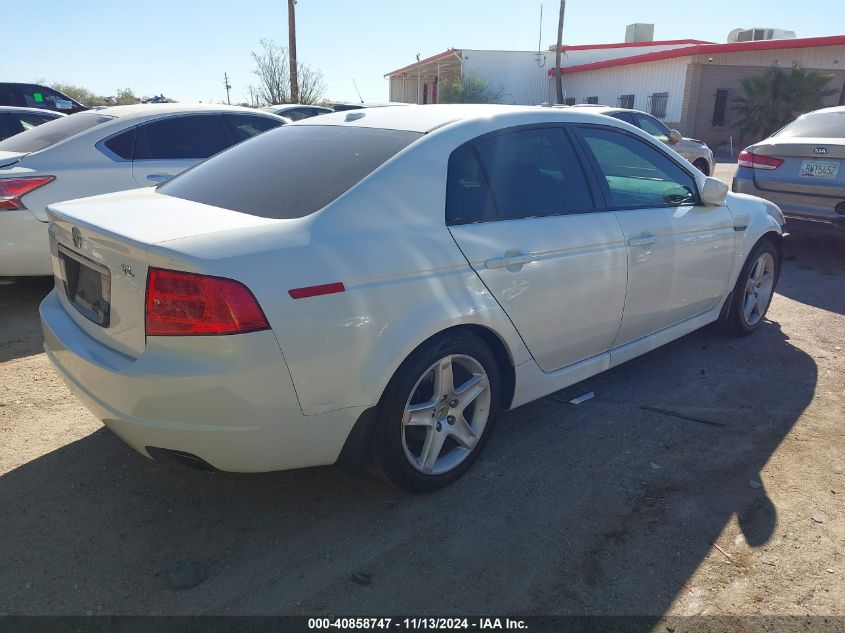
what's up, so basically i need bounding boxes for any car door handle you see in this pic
[627,235,657,247]
[484,250,533,270]
[146,174,173,183]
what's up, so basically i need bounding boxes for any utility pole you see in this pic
[288,0,299,103]
[554,0,566,104]
[223,72,232,105]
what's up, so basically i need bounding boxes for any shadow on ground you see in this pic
[0,277,53,363]
[778,235,845,315]
[0,246,821,618]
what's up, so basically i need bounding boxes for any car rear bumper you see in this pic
[0,210,52,276]
[40,288,364,472]
[733,172,845,237]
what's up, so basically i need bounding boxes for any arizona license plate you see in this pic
[800,159,839,179]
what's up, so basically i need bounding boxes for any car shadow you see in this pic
[0,310,815,620]
[0,277,53,363]
[776,235,845,315]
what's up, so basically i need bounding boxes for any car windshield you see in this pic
[774,110,845,138]
[160,124,421,219]
[0,112,113,153]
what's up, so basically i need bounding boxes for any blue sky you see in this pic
[11,0,845,105]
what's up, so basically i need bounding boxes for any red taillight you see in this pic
[737,149,783,170]
[0,176,55,210]
[145,268,270,336]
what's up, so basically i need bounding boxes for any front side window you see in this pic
[160,125,420,219]
[473,127,593,220]
[133,114,231,160]
[224,114,282,142]
[282,108,311,121]
[15,112,59,131]
[0,112,113,153]
[577,126,699,209]
[634,113,671,142]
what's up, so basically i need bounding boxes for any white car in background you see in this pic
[0,106,64,142]
[40,105,784,492]
[0,104,287,276]
[260,103,331,120]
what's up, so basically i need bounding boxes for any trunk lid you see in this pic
[752,138,845,199]
[0,151,29,169]
[47,188,279,357]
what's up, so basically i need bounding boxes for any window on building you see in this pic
[565,97,576,106]
[586,96,599,104]
[618,94,635,109]
[647,92,669,119]
[712,89,729,127]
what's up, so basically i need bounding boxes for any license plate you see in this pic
[799,159,839,179]
[58,245,111,326]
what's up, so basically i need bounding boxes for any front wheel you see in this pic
[371,333,501,492]
[721,238,780,336]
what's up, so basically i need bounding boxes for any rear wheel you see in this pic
[371,332,501,492]
[693,158,710,175]
[721,238,779,336]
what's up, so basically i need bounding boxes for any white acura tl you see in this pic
[40,105,785,491]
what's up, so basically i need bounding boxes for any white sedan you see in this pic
[0,104,287,276]
[40,105,785,492]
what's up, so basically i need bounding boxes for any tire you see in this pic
[370,332,502,492]
[720,238,780,336]
[693,158,710,176]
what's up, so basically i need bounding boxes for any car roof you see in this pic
[92,103,282,119]
[263,103,331,111]
[0,105,65,116]
[295,103,630,134]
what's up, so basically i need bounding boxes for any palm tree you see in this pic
[732,67,837,141]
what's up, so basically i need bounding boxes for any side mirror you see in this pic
[700,176,728,206]
[669,129,683,143]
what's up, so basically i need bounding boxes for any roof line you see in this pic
[548,34,845,76]
[385,48,460,78]
[554,38,711,51]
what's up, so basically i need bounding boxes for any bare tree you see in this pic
[249,38,326,106]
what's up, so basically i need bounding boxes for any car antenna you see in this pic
[352,79,364,104]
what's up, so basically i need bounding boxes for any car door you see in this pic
[131,114,232,186]
[573,124,736,346]
[447,125,628,373]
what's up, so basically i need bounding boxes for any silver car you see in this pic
[566,105,715,175]
[732,105,845,238]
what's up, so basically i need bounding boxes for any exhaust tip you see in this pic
[146,447,217,472]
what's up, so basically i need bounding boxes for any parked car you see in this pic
[0,104,287,276]
[0,106,64,141]
[566,105,715,175]
[732,105,845,238]
[0,83,88,114]
[260,103,331,121]
[40,104,784,492]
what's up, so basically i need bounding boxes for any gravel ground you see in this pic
[0,168,842,618]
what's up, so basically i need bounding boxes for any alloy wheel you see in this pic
[742,252,775,326]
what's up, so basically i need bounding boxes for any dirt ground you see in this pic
[1,167,843,619]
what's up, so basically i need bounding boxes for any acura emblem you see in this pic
[72,226,82,248]
[814,147,828,154]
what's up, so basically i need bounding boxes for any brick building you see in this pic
[386,33,845,151]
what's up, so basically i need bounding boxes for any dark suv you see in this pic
[0,83,88,114]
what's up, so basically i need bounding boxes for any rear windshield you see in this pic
[0,112,113,153]
[160,125,420,219]
[774,110,845,138]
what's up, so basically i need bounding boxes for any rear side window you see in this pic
[160,125,420,219]
[774,110,845,138]
[133,115,231,160]
[577,126,699,208]
[103,127,136,160]
[0,112,113,153]
[446,145,497,224]
[16,112,59,130]
[473,127,593,219]
[281,108,312,121]
[224,114,282,142]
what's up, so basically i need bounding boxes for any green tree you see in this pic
[47,82,108,107]
[114,88,141,105]
[732,66,836,141]
[439,73,503,104]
